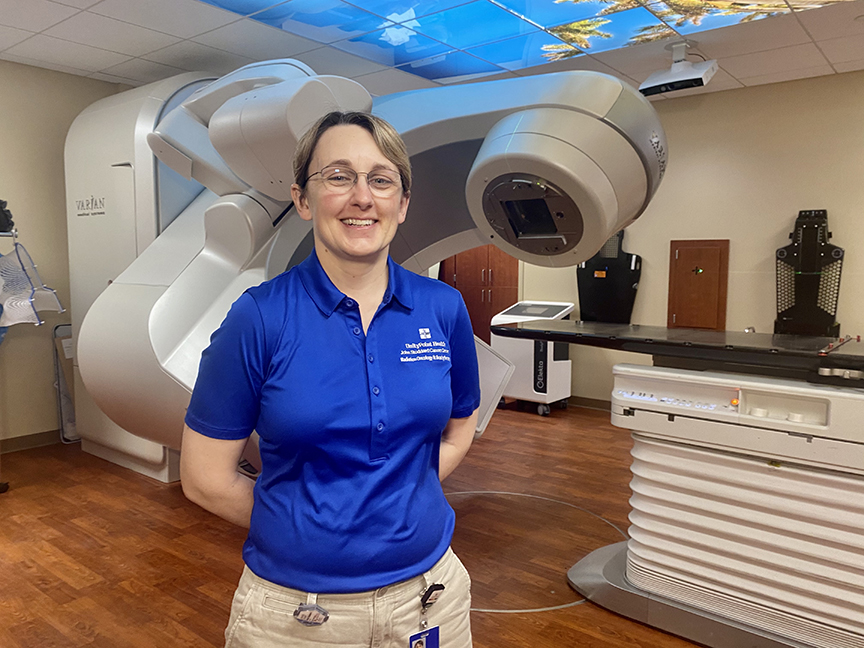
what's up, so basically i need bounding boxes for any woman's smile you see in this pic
[341,217,377,228]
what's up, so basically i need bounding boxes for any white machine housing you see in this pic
[65,72,215,481]
[65,60,667,479]
[491,301,574,411]
[610,363,864,648]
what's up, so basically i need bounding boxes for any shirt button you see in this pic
[377,422,384,432]
[368,354,374,363]
[353,326,361,335]
[372,387,380,395]
[345,299,354,308]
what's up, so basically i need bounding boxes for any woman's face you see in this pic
[292,124,409,266]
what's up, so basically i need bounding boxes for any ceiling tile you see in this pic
[739,64,836,86]
[5,34,130,71]
[514,51,633,85]
[192,18,319,59]
[101,57,187,83]
[395,49,504,83]
[670,5,790,39]
[331,27,450,68]
[495,0,613,29]
[199,0,286,15]
[0,0,78,32]
[688,13,812,59]
[292,45,388,77]
[721,43,829,79]
[0,51,91,76]
[467,31,575,72]
[44,12,180,57]
[550,7,672,55]
[0,25,34,51]
[347,0,473,21]
[406,1,536,50]
[450,69,522,89]
[89,0,239,39]
[819,33,864,64]
[88,70,142,85]
[144,40,254,74]
[356,66,439,95]
[834,57,864,73]
[592,38,684,75]
[795,0,864,41]
[50,0,103,8]
[250,0,390,44]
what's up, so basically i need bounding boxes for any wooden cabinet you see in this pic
[440,245,519,344]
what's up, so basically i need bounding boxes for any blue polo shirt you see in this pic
[185,251,480,593]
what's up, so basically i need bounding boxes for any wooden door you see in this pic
[488,245,519,335]
[668,240,729,330]
[439,245,519,344]
[455,246,491,341]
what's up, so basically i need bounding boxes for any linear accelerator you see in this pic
[65,59,666,481]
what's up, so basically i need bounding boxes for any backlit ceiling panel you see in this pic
[201,0,850,83]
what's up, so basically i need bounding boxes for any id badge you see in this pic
[409,626,439,648]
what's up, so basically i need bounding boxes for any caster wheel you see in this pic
[497,397,506,409]
[557,399,569,410]
[537,404,551,416]
[0,482,9,494]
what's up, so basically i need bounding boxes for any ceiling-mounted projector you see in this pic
[639,41,717,96]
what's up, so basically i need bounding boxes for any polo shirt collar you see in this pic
[384,255,414,311]
[297,250,414,317]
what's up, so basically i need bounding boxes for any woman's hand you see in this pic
[180,425,255,528]
[439,410,479,481]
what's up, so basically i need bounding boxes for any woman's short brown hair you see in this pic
[293,111,412,198]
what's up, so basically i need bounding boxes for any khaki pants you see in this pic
[225,548,472,648]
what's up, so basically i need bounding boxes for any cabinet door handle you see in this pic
[481,268,485,283]
[489,268,492,285]
[481,289,486,303]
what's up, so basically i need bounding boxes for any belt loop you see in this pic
[306,592,318,605]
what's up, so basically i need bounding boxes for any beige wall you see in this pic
[0,60,124,442]
[521,69,864,402]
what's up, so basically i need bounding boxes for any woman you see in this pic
[180,111,480,648]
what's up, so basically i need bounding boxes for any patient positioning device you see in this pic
[65,60,665,480]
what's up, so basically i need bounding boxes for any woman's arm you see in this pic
[439,409,479,481]
[180,425,255,528]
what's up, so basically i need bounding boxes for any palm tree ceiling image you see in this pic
[202,0,856,81]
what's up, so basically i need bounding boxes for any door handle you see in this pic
[481,269,485,283]
[489,268,492,285]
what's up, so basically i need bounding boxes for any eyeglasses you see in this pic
[306,165,402,197]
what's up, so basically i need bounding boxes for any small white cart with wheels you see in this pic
[491,301,574,415]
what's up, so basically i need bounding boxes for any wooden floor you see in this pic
[0,404,699,648]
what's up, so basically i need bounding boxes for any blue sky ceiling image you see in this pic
[201,0,851,82]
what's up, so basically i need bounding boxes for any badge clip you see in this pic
[420,583,445,609]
